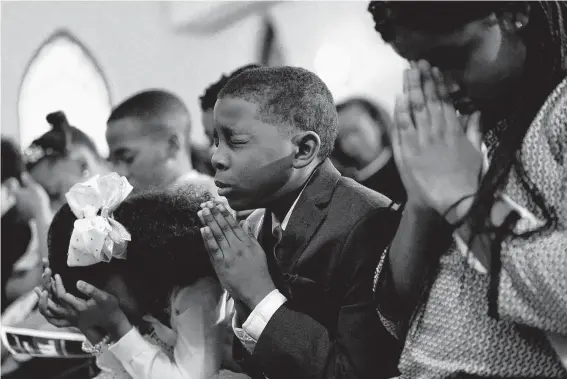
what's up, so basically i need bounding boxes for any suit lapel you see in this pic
[275,159,341,272]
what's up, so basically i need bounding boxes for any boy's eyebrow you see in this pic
[218,124,238,135]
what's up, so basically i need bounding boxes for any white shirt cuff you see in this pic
[231,289,287,353]
[232,313,257,354]
[243,289,287,341]
[108,327,148,365]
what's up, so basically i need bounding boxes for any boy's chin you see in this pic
[224,198,250,212]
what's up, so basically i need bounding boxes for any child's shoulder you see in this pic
[333,175,395,213]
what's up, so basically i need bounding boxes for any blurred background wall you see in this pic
[1,1,406,154]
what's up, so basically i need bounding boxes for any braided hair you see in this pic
[25,111,99,170]
[368,1,567,238]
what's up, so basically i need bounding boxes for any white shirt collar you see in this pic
[271,190,303,233]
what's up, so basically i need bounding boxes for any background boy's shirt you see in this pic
[231,159,402,379]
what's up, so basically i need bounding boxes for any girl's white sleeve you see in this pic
[108,278,225,379]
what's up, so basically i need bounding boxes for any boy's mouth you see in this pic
[214,181,233,197]
[214,180,230,188]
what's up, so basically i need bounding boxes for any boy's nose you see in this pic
[211,149,228,171]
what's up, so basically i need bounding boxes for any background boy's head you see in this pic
[107,89,192,191]
[212,66,338,210]
[1,138,25,216]
[200,64,262,145]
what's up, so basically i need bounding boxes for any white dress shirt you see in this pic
[231,193,304,354]
[104,277,226,379]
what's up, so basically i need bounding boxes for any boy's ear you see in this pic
[291,131,321,169]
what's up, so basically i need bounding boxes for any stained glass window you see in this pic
[18,30,111,156]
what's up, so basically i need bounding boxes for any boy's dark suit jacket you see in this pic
[234,159,402,379]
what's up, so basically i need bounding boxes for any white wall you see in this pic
[1,1,406,148]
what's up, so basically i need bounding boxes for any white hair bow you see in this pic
[65,173,133,267]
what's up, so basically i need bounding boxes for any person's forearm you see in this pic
[106,313,134,342]
[387,202,452,318]
[35,208,53,261]
[5,263,43,301]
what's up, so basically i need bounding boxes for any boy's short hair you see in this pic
[200,64,262,112]
[108,89,191,138]
[1,139,24,183]
[218,66,339,159]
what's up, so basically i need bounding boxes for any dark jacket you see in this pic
[234,159,402,379]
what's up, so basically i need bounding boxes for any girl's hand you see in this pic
[35,275,106,344]
[35,287,74,328]
[61,281,132,341]
[35,271,75,327]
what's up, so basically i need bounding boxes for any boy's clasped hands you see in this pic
[198,201,276,311]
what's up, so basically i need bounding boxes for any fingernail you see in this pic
[218,204,226,213]
[203,208,210,215]
[432,67,443,79]
[418,60,430,69]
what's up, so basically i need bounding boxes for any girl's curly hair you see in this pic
[48,185,214,323]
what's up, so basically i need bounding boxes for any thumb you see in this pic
[465,111,482,151]
[21,172,43,192]
[77,280,109,303]
[20,172,35,187]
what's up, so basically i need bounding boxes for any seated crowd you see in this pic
[1,2,567,379]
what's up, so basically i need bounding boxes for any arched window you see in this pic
[18,29,111,156]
